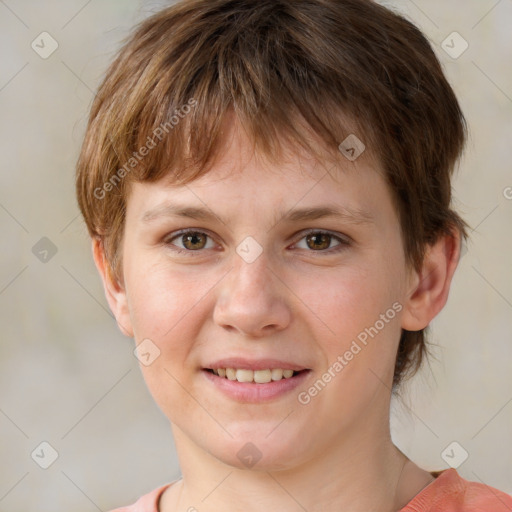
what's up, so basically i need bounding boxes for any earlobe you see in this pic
[401,229,461,331]
[91,238,134,338]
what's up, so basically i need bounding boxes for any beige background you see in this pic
[0,0,511,510]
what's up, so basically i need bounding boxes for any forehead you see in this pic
[126,117,396,229]
[127,113,394,219]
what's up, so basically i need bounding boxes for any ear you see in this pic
[401,228,461,331]
[92,238,134,338]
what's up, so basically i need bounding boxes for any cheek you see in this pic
[124,258,215,421]
[292,263,390,342]
[294,258,403,379]
[124,254,212,343]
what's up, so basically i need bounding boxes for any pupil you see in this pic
[309,233,329,250]
[185,232,204,249]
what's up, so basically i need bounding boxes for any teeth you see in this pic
[254,369,272,383]
[212,368,299,383]
[271,368,283,380]
[236,369,254,383]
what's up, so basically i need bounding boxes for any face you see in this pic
[109,121,418,471]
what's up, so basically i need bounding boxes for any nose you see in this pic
[213,250,292,337]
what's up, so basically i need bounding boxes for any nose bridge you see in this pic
[213,239,291,335]
[228,241,276,301]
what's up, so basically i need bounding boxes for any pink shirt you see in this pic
[110,468,512,512]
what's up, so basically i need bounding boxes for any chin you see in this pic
[209,436,305,472]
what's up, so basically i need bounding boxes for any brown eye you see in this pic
[181,232,207,250]
[165,230,215,253]
[294,230,349,253]
[305,232,332,250]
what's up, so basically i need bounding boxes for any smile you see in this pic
[206,368,304,383]
[202,367,311,402]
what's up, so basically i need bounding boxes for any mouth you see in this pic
[201,358,312,402]
[202,365,312,402]
[203,367,309,384]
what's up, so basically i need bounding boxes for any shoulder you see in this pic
[401,468,512,512]
[107,483,172,512]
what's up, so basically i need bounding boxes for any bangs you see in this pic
[105,49,377,193]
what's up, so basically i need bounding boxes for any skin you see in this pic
[93,118,460,512]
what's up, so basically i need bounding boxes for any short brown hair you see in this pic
[76,0,469,389]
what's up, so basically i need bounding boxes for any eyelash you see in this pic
[163,229,351,256]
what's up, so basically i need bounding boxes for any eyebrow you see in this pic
[141,203,375,227]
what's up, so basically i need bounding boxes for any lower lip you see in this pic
[202,369,311,403]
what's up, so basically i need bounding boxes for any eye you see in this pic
[163,229,351,256]
[293,230,350,253]
[164,230,216,254]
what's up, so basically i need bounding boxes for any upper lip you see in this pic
[204,358,310,371]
